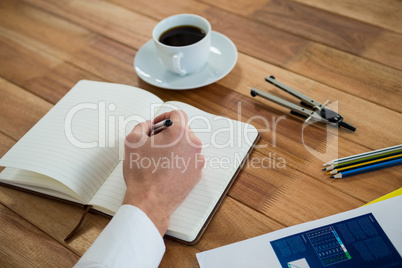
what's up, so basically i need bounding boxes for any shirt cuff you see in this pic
[75,205,166,268]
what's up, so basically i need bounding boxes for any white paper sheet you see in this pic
[197,195,402,267]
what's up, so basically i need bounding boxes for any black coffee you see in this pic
[159,25,206,46]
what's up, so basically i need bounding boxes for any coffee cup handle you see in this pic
[172,53,187,76]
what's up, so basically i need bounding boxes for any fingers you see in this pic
[153,110,188,127]
[125,120,152,146]
[169,110,188,126]
[125,111,204,159]
[152,111,171,123]
[187,128,202,150]
[153,110,188,144]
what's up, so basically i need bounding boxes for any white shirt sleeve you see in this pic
[74,205,166,268]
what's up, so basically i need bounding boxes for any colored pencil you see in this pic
[323,144,402,166]
[330,158,402,179]
[327,154,402,175]
[323,149,402,171]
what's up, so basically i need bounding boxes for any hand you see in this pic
[122,110,205,236]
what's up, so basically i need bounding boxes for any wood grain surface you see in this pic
[0,0,401,267]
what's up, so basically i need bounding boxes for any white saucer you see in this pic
[134,31,238,90]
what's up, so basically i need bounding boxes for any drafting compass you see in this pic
[250,76,356,131]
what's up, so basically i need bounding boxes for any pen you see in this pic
[149,119,172,136]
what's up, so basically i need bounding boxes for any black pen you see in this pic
[149,119,172,136]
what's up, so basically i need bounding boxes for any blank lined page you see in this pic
[0,80,163,203]
[157,101,259,242]
[89,161,126,214]
[89,100,259,242]
[0,167,83,202]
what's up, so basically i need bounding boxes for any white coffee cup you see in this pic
[152,14,211,76]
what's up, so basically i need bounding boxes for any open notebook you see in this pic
[0,80,259,244]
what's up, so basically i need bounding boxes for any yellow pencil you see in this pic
[327,154,402,175]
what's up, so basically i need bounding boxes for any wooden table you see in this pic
[1,0,401,267]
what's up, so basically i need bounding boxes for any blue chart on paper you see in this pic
[270,213,402,268]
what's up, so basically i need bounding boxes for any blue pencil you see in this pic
[331,158,402,179]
